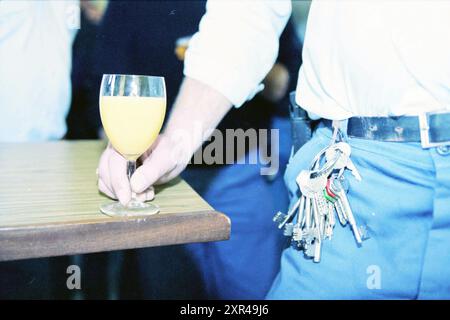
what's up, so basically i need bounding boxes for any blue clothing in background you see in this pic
[182,114,293,299]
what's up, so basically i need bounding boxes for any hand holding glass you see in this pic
[99,74,166,216]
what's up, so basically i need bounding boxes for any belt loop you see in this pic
[341,119,349,139]
[331,120,340,143]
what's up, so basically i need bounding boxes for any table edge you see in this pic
[0,210,231,262]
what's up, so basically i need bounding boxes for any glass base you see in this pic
[100,200,160,217]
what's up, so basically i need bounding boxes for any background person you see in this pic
[0,0,79,299]
[0,0,108,299]
[71,1,301,299]
[0,0,79,142]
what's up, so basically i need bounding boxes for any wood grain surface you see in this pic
[0,141,230,261]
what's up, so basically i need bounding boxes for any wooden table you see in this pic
[0,141,230,261]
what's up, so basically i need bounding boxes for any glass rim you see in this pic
[102,74,165,81]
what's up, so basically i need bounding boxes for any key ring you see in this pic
[308,144,343,178]
[310,152,341,179]
[309,123,346,171]
[308,145,330,170]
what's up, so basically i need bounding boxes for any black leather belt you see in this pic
[321,112,450,148]
[289,92,450,150]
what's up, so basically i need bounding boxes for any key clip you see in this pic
[330,120,346,145]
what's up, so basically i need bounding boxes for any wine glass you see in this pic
[99,74,166,216]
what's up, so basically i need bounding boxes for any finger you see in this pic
[130,143,176,193]
[98,148,113,191]
[138,134,161,164]
[98,178,116,199]
[108,150,131,205]
[135,187,155,202]
[155,166,183,185]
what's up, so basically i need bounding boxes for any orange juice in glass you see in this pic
[99,74,166,216]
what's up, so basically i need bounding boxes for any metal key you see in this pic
[326,142,362,181]
[313,238,322,263]
[331,178,363,244]
[334,196,348,226]
[315,192,329,236]
[297,170,327,198]
[277,195,303,229]
[292,196,306,244]
[311,196,322,242]
[304,242,316,258]
[324,202,335,238]
[304,196,312,229]
[292,223,303,242]
[283,223,294,237]
[273,211,286,224]
[296,196,306,228]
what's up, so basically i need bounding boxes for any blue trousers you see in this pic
[267,124,450,299]
[181,116,291,299]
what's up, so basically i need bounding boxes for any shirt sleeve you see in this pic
[183,0,292,108]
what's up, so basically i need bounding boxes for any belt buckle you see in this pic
[418,111,450,148]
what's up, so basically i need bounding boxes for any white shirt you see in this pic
[184,0,450,120]
[0,0,79,142]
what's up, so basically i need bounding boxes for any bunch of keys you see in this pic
[273,129,366,263]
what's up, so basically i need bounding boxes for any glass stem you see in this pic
[127,160,137,202]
